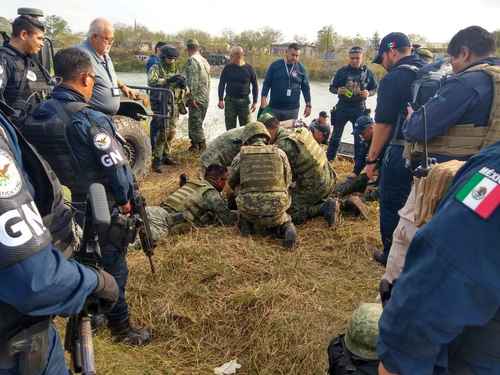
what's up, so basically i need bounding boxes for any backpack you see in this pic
[397,59,450,109]
[327,335,379,375]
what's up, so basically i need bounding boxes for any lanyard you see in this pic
[283,59,296,88]
[100,55,115,85]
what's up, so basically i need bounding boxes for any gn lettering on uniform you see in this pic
[101,151,124,167]
[0,201,47,247]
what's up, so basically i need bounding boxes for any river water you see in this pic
[118,72,377,143]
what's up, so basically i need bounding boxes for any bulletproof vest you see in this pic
[239,145,288,194]
[161,180,214,222]
[0,46,50,114]
[411,64,500,157]
[285,128,328,190]
[0,124,53,340]
[21,99,110,196]
[448,309,500,374]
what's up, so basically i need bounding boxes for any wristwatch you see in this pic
[365,158,378,165]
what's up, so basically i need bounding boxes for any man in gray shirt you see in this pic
[78,18,137,115]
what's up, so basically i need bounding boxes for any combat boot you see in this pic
[108,319,152,346]
[188,142,199,152]
[320,197,340,227]
[152,158,162,173]
[238,218,254,236]
[162,156,179,166]
[281,222,297,249]
[198,141,207,152]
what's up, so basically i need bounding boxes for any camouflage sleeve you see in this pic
[0,56,8,100]
[276,139,299,182]
[184,58,200,100]
[228,153,241,190]
[147,64,166,87]
[278,148,293,188]
[203,190,238,226]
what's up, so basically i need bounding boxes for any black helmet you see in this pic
[160,45,179,60]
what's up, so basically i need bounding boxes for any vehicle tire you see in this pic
[112,115,151,180]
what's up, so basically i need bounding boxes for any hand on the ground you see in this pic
[250,103,257,112]
[218,100,224,110]
[304,105,312,117]
[260,96,268,108]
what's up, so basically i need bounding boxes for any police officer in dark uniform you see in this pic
[0,12,50,125]
[0,100,118,373]
[22,47,151,346]
[377,140,500,375]
[327,46,377,174]
[364,33,425,266]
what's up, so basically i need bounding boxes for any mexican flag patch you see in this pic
[456,167,500,219]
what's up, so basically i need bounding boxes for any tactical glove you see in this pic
[93,269,119,313]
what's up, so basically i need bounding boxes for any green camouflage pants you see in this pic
[152,115,178,160]
[290,192,326,224]
[188,102,208,144]
[224,96,251,130]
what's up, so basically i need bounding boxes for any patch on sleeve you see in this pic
[93,132,112,151]
[0,150,22,198]
[455,167,500,219]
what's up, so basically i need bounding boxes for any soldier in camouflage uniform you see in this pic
[228,122,297,248]
[259,112,340,226]
[200,126,245,172]
[148,45,187,173]
[184,39,211,152]
[143,164,237,239]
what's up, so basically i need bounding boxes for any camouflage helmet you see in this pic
[160,45,179,59]
[241,122,270,144]
[344,303,383,360]
[415,47,434,62]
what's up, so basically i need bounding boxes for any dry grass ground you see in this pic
[92,140,384,374]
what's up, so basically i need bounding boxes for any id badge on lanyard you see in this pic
[111,87,121,97]
[284,59,295,97]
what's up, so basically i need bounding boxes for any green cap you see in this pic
[344,303,383,360]
[186,39,199,48]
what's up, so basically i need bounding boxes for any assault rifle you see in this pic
[132,182,156,274]
[65,183,111,375]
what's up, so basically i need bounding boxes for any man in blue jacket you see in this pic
[24,48,151,346]
[364,32,424,266]
[260,43,312,121]
[0,101,118,373]
[377,140,500,375]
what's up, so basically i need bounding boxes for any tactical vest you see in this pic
[0,120,60,344]
[239,145,288,194]
[161,180,214,222]
[0,46,50,114]
[410,64,500,157]
[285,128,328,190]
[21,100,110,196]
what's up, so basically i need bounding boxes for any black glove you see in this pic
[167,75,186,89]
[379,278,395,308]
[92,269,119,313]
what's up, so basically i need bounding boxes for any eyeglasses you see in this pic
[96,34,114,44]
[86,72,96,81]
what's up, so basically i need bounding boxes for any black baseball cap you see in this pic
[319,111,328,118]
[310,122,331,144]
[349,46,363,54]
[372,32,411,64]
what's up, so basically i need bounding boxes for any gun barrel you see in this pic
[80,316,96,375]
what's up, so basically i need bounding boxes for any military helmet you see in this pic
[344,303,383,360]
[17,8,44,17]
[241,122,271,144]
[160,45,179,60]
[415,47,434,61]
[258,111,276,124]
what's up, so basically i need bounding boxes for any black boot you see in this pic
[188,142,199,152]
[320,197,340,227]
[198,141,207,152]
[281,222,297,249]
[108,319,152,346]
[152,158,162,173]
[162,156,179,165]
[238,218,254,237]
[373,249,388,266]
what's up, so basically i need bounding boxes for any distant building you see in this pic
[270,43,318,57]
[426,42,448,52]
[321,51,336,61]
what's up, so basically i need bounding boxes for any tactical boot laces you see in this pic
[109,319,152,346]
[322,198,341,227]
[162,156,179,166]
[282,222,297,249]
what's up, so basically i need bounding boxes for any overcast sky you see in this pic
[4,0,500,43]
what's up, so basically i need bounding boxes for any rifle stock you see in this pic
[132,182,156,274]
